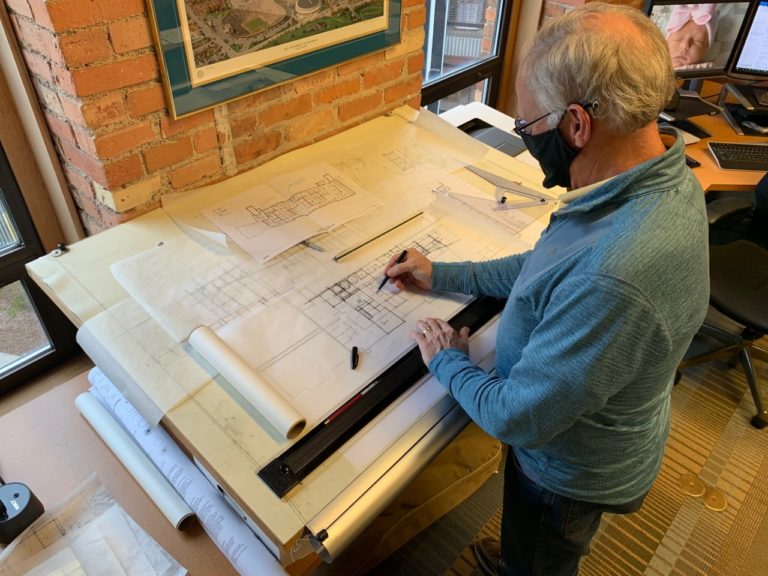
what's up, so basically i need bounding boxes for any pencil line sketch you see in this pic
[202,162,380,262]
[169,245,314,334]
[382,144,447,175]
[214,172,358,239]
[300,229,456,348]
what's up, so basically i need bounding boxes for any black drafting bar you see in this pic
[258,296,505,498]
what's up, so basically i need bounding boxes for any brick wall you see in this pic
[5,0,426,234]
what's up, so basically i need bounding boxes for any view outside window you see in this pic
[422,0,507,113]
[0,188,51,378]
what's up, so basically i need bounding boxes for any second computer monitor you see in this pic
[645,0,753,78]
[729,0,768,80]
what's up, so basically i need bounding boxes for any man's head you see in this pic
[517,3,676,136]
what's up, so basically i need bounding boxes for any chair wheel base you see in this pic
[750,413,768,430]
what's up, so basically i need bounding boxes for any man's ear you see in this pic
[562,104,592,149]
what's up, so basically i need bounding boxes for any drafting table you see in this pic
[26,106,554,571]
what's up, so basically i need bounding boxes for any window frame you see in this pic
[421,0,516,109]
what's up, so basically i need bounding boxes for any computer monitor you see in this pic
[729,1,768,80]
[645,0,753,79]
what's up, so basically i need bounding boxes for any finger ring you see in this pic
[422,328,430,336]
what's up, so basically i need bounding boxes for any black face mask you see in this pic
[520,126,580,189]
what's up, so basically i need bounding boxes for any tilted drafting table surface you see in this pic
[27,106,554,566]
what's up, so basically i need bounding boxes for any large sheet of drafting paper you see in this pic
[33,107,553,550]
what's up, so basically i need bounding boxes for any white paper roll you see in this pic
[75,392,194,530]
[188,325,306,439]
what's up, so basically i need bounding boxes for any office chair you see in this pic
[678,172,768,430]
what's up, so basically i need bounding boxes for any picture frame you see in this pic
[147,0,402,119]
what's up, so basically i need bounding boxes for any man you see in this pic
[383,3,710,575]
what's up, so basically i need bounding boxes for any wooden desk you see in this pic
[0,371,234,575]
[683,112,767,193]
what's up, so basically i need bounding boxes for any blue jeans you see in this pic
[500,451,646,576]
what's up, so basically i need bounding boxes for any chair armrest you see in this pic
[706,196,754,225]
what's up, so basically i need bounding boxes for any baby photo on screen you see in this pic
[649,2,751,73]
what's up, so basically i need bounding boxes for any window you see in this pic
[0,142,77,394]
[422,0,514,114]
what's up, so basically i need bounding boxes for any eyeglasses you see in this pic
[513,101,598,136]
[513,110,557,136]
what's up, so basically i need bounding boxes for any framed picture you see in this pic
[148,0,402,118]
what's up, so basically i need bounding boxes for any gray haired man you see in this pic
[384,3,710,574]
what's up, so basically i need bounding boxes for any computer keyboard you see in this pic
[707,141,768,171]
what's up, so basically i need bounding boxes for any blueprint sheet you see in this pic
[69,106,552,546]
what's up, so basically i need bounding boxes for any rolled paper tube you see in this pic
[75,392,194,530]
[188,325,306,439]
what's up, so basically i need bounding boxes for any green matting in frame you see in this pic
[148,0,402,118]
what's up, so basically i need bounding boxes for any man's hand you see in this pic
[411,317,470,366]
[383,248,433,291]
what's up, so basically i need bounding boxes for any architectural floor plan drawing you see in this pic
[203,162,380,262]
[301,229,454,349]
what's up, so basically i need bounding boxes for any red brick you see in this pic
[63,164,93,197]
[168,154,221,189]
[47,0,146,31]
[338,51,383,76]
[384,74,422,104]
[406,6,426,29]
[286,108,336,142]
[314,77,360,105]
[35,82,64,115]
[71,53,158,97]
[405,95,421,110]
[81,92,127,128]
[407,53,424,75]
[59,139,107,185]
[127,84,166,117]
[233,131,280,165]
[363,60,403,90]
[59,94,86,127]
[21,49,54,84]
[259,93,312,127]
[6,0,32,19]
[143,137,193,172]
[109,18,152,54]
[51,62,77,96]
[338,92,382,123]
[72,125,97,154]
[229,111,261,140]
[291,69,335,94]
[105,154,144,188]
[226,84,283,113]
[193,127,219,154]
[26,0,54,29]
[59,28,112,67]
[160,109,215,137]
[14,17,61,63]
[94,121,156,158]
[44,111,75,144]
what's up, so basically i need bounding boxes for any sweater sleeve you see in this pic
[428,273,673,448]
[431,252,529,297]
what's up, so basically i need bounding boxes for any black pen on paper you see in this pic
[350,346,359,369]
[377,249,407,292]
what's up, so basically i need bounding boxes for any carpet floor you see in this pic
[439,355,768,576]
